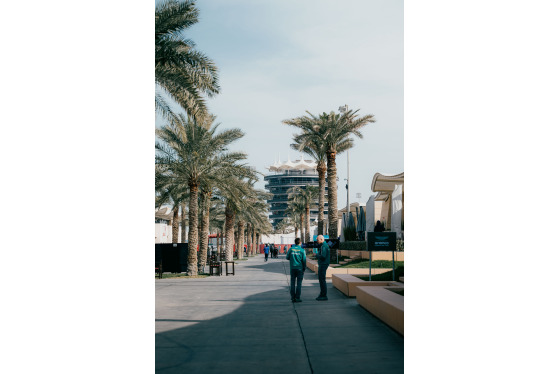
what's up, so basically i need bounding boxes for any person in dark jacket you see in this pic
[374,220,384,232]
[315,235,330,300]
[286,238,306,302]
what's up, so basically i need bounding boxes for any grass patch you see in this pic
[339,259,404,268]
[156,273,210,279]
[356,266,404,281]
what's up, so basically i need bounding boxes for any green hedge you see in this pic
[339,241,366,251]
[357,266,404,281]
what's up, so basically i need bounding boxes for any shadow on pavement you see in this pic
[243,258,292,276]
[156,287,310,374]
[156,285,404,374]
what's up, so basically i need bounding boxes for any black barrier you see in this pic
[155,243,189,273]
[367,232,397,252]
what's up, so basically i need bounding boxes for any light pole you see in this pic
[338,104,348,264]
[338,104,349,228]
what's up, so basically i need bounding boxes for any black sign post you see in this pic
[366,232,397,281]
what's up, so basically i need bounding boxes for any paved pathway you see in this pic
[156,255,403,373]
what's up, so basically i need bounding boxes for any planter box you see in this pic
[356,286,404,335]
[332,274,401,297]
[324,267,392,278]
[306,259,318,272]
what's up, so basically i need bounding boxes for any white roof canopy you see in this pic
[370,172,404,201]
[267,156,317,172]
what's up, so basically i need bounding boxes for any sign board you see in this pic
[367,232,397,252]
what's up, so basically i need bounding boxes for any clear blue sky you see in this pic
[157,0,403,208]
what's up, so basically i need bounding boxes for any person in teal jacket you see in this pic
[286,238,306,302]
[316,235,330,300]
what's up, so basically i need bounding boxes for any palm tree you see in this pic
[290,137,328,235]
[287,198,305,240]
[155,113,249,275]
[155,171,188,243]
[229,180,271,259]
[289,185,320,243]
[215,177,257,261]
[283,109,375,242]
[155,0,220,121]
[180,202,187,243]
[197,188,211,272]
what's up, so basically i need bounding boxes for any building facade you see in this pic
[264,157,328,228]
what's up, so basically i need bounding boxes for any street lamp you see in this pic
[339,105,349,229]
[339,104,349,265]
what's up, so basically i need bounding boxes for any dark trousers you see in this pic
[265,253,269,261]
[290,269,304,299]
[318,264,328,297]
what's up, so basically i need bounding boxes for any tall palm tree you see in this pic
[155,0,220,121]
[290,138,328,235]
[283,109,375,242]
[197,188,211,272]
[155,113,249,275]
[289,185,320,243]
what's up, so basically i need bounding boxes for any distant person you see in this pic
[264,244,270,262]
[374,220,384,232]
[286,238,306,303]
[315,235,330,301]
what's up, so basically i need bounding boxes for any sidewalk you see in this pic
[156,254,403,373]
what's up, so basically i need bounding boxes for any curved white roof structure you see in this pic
[370,172,404,201]
[267,156,317,172]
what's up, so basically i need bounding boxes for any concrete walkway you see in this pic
[156,254,403,373]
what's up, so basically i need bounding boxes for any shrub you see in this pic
[339,241,366,251]
[343,226,357,241]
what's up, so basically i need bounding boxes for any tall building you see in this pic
[264,156,328,228]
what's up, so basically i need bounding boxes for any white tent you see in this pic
[365,194,376,232]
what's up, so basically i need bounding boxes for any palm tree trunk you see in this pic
[237,219,244,259]
[305,205,311,243]
[197,202,202,266]
[246,223,252,256]
[225,203,235,261]
[252,227,257,256]
[326,150,338,262]
[317,163,327,235]
[245,223,250,256]
[300,215,304,242]
[187,182,199,275]
[256,233,260,254]
[180,203,187,243]
[327,151,338,238]
[172,205,179,243]
[220,229,224,255]
[198,191,210,273]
